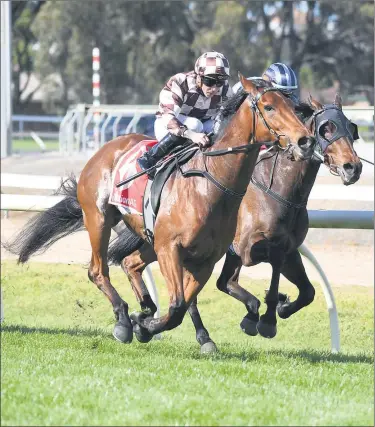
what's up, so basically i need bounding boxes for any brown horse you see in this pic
[3,75,315,345]
[107,94,362,351]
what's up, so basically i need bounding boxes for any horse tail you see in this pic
[2,175,84,264]
[107,228,144,266]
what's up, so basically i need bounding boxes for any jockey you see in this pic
[137,51,233,173]
[232,62,299,104]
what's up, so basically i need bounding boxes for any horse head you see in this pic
[239,73,316,161]
[307,94,362,185]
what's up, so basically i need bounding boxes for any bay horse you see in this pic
[3,75,315,344]
[107,93,362,352]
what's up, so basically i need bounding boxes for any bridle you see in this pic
[181,87,302,198]
[204,87,294,158]
[248,87,291,147]
[250,102,361,207]
[117,86,306,198]
[308,104,358,176]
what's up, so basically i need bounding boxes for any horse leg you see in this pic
[121,244,157,343]
[257,246,284,338]
[277,249,316,319]
[84,207,133,343]
[131,244,214,337]
[130,244,187,335]
[216,251,261,336]
[188,298,217,354]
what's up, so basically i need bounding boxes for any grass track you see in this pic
[12,138,59,153]
[1,261,373,426]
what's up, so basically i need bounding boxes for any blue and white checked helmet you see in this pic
[263,63,298,91]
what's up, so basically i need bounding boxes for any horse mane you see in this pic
[213,79,272,142]
[294,101,314,123]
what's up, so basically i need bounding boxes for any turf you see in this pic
[12,138,59,153]
[1,261,373,426]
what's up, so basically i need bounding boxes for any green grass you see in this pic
[12,138,59,153]
[1,261,373,426]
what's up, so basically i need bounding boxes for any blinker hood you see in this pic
[313,104,359,153]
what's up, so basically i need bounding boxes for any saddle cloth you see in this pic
[109,139,157,215]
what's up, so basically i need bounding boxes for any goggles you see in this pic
[202,75,228,87]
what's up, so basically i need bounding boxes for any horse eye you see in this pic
[264,105,274,112]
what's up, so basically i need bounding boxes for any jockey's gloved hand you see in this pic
[183,129,210,147]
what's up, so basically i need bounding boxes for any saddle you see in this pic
[143,144,198,245]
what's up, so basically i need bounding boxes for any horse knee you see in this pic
[88,267,99,284]
[168,302,187,328]
[304,285,315,305]
[216,275,228,293]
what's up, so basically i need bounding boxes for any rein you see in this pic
[117,87,292,197]
[359,156,374,166]
[180,88,288,198]
[251,147,308,209]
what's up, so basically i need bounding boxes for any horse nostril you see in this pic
[343,162,355,173]
[297,136,315,148]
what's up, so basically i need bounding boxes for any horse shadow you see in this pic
[200,346,374,365]
[2,324,373,365]
[1,323,109,339]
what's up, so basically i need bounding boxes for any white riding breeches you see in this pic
[154,115,214,141]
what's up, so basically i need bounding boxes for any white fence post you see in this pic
[143,265,162,340]
[298,243,340,353]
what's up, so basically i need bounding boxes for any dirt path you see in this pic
[1,151,373,288]
[1,215,373,288]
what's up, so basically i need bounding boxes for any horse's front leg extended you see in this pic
[130,243,187,335]
[188,298,217,354]
[257,246,285,338]
[121,244,158,316]
[216,251,261,336]
[277,249,315,319]
[121,244,158,343]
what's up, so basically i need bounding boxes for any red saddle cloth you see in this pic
[109,139,157,215]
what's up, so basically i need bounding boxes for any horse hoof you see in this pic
[278,292,289,303]
[240,317,258,336]
[277,303,291,319]
[133,323,153,343]
[256,319,277,339]
[200,341,218,354]
[113,322,133,344]
[130,311,146,325]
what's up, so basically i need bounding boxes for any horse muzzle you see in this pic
[339,161,363,186]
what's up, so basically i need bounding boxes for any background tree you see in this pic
[12,0,45,113]
[12,0,373,114]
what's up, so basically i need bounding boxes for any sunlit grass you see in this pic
[1,261,373,426]
[12,138,59,153]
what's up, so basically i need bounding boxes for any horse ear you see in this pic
[238,72,257,95]
[334,93,343,109]
[307,94,323,111]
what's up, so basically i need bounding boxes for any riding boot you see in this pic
[137,133,185,175]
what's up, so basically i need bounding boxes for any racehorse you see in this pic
[107,93,362,352]
[3,75,315,344]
